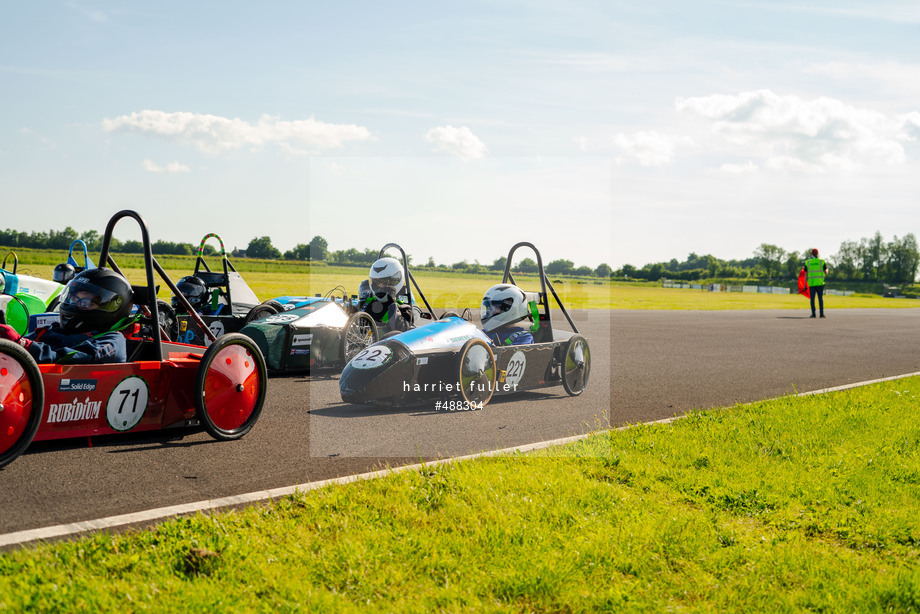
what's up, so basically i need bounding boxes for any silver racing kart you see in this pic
[339,242,591,408]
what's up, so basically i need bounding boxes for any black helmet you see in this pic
[173,276,208,312]
[358,279,372,300]
[53,263,77,284]
[58,268,133,333]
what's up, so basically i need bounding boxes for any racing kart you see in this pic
[53,239,96,286]
[339,242,591,408]
[171,233,282,345]
[0,251,65,335]
[239,243,440,373]
[0,210,268,469]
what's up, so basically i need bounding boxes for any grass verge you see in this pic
[2,378,920,611]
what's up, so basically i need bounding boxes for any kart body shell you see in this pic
[0,211,268,468]
[0,251,65,335]
[339,242,591,408]
[239,295,369,372]
[238,243,439,373]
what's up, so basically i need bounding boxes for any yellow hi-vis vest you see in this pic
[806,258,826,287]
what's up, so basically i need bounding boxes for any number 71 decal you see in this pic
[106,376,150,432]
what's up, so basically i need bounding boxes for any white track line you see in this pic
[4,371,920,549]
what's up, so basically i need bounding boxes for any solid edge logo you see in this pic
[59,378,98,392]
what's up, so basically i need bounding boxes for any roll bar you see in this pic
[2,251,17,274]
[99,210,218,359]
[501,241,579,334]
[377,243,436,320]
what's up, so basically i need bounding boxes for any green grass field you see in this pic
[5,247,918,310]
[15,263,918,312]
[2,378,919,611]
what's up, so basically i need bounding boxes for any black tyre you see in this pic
[47,296,61,312]
[261,299,285,312]
[0,339,44,468]
[342,312,378,363]
[194,333,267,441]
[561,334,591,396]
[440,311,460,319]
[156,299,179,341]
[457,338,496,407]
[244,302,281,323]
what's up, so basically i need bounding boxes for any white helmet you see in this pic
[480,284,530,332]
[368,257,404,299]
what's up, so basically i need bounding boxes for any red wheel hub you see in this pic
[0,356,35,455]
[202,344,260,431]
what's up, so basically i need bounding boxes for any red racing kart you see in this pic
[0,210,268,469]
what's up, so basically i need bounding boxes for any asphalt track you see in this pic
[2,307,919,541]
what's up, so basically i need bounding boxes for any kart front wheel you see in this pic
[0,340,44,468]
[244,302,281,323]
[457,338,496,407]
[260,299,285,312]
[342,312,378,363]
[561,335,591,396]
[194,333,267,441]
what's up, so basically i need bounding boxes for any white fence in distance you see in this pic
[661,280,854,296]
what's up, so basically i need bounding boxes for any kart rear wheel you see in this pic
[245,302,281,323]
[457,338,496,407]
[343,312,378,363]
[194,333,267,441]
[561,335,591,396]
[157,300,179,341]
[0,340,44,468]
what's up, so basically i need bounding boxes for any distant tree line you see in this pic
[253,236,613,278]
[0,226,613,279]
[0,226,217,256]
[614,231,919,284]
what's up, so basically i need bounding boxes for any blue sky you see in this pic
[2,2,919,270]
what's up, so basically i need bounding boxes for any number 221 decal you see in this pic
[350,346,393,369]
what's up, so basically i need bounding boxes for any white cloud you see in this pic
[19,126,55,149]
[612,131,686,167]
[676,89,915,173]
[103,110,373,155]
[719,161,759,173]
[142,159,190,173]
[424,125,488,160]
[65,1,109,23]
[903,112,920,139]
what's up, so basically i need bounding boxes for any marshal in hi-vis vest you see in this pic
[805,258,826,287]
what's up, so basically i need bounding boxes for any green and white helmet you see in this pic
[480,284,529,332]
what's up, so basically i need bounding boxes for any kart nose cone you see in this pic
[339,342,412,405]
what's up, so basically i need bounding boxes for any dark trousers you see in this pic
[810,285,825,315]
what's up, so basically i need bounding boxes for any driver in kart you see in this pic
[360,257,414,333]
[0,268,133,363]
[480,284,537,346]
[172,275,226,315]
